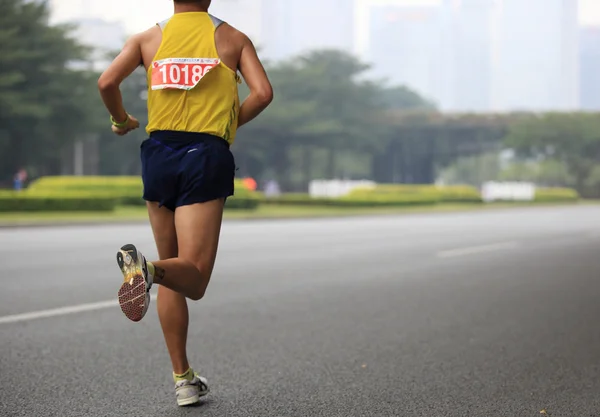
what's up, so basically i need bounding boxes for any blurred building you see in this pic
[440,0,497,112]
[490,0,579,112]
[361,0,444,105]
[579,26,600,110]
[355,0,497,111]
[208,0,265,48]
[449,0,579,112]
[46,0,126,69]
[261,0,355,61]
[70,18,127,71]
[211,0,355,61]
[74,18,126,52]
[356,0,580,113]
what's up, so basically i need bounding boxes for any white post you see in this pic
[74,140,84,176]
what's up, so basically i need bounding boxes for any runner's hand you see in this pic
[112,114,140,136]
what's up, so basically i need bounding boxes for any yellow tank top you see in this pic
[146,12,240,145]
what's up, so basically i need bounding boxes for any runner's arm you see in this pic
[237,35,273,128]
[98,34,143,123]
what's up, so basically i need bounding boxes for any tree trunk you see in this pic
[271,140,290,191]
[301,145,312,191]
[327,146,336,179]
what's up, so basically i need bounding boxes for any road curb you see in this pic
[0,202,594,229]
[0,215,361,229]
[0,220,149,229]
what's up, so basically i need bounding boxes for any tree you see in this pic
[375,112,510,184]
[0,0,94,181]
[234,49,434,190]
[437,152,502,186]
[498,159,574,187]
[378,85,436,111]
[504,112,600,195]
[95,66,149,175]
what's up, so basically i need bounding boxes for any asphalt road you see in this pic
[1,205,600,417]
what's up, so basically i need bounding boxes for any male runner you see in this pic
[97,0,273,407]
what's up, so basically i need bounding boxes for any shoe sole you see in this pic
[177,386,209,406]
[177,395,201,407]
[116,244,149,322]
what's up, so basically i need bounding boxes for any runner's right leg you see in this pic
[146,202,192,376]
[116,199,224,405]
[117,202,209,406]
[145,198,225,301]
[146,202,208,406]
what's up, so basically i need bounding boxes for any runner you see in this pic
[97,0,273,407]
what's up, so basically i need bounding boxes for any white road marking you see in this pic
[437,241,520,259]
[0,294,157,325]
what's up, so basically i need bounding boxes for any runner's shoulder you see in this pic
[218,22,253,47]
[123,25,161,48]
[138,25,162,43]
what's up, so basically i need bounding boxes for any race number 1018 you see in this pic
[151,58,220,90]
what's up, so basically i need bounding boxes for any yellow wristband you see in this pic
[110,114,129,128]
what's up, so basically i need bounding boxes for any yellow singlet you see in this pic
[146,12,240,145]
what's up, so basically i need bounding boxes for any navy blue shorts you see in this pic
[140,130,235,211]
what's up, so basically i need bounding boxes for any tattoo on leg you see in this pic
[154,266,166,283]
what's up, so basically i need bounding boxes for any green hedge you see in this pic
[265,193,438,207]
[28,176,144,206]
[263,193,334,206]
[264,185,579,207]
[24,176,262,210]
[349,184,482,203]
[436,186,483,203]
[5,177,579,212]
[534,187,580,202]
[264,184,482,207]
[226,186,262,210]
[338,193,438,206]
[0,192,116,212]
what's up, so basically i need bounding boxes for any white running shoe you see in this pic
[116,244,152,322]
[175,373,209,406]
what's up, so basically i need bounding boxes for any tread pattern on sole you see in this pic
[116,244,148,322]
[118,276,146,322]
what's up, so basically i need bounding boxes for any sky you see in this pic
[576,0,600,25]
[50,0,600,36]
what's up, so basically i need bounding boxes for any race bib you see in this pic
[150,57,220,91]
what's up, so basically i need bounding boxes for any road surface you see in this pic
[1,205,600,416]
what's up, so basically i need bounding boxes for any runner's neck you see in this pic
[174,3,209,14]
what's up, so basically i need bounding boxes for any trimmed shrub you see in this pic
[29,175,143,194]
[226,180,262,210]
[338,192,438,206]
[263,192,438,207]
[350,184,482,203]
[0,191,116,212]
[28,176,144,206]
[25,176,263,210]
[534,187,579,202]
[262,193,331,206]
[436,185,482,203]
[13,177,578,212]
[264,184,481,207]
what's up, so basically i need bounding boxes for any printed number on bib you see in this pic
[151,58,220,91]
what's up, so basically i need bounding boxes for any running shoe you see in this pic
[116,244,152,322]
[175,373,209,406]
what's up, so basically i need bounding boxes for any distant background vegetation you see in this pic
[2,0,599,205]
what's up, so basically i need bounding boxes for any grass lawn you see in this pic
[0,200,596,227]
